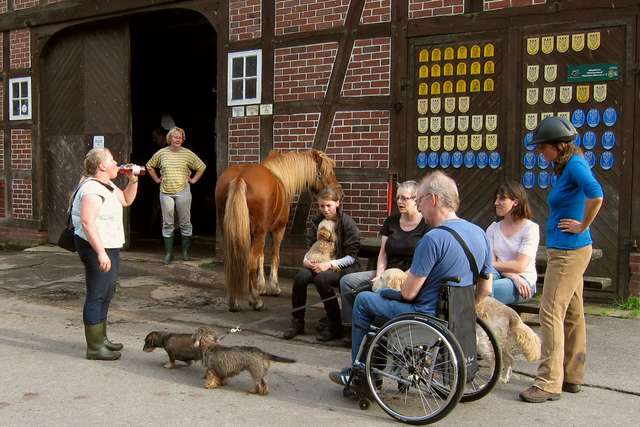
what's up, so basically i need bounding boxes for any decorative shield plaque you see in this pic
[486,134,498,151]
[593,84,607,102]
[541,36,554,54]
[418,117,429,133]
[559,86,573,104]
[485,115,497,131]
[527,37,540,55]
[418,99,429,115]
[476,151,488,169]
[576,85,590,103]
[457,115,469,132]
[526,88,539,105]
[525,113,538,130]
[430,97,442,114]
[470,45,481,58]
[543,87,557,104]
[418,135,428,151]
[556,35,569,53]
[471,62,481,75]
[430,135,442,151]
[444,116,456,133]
[443,135,455,151]
[587,31,601,50]
[456,134,469,151]
[471,115,483,132]
[544,64,557,82]
[572,33,585,52]
[470,79,481,92]
[471,134,483,151]
[430,116,442,133]
[527,65,539,83]
[444,97,456,114]
[484,43,495,57]
[458,97,470,113]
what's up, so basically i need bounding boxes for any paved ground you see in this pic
[0,246,638,426]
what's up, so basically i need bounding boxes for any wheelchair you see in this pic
[342,277,502,425]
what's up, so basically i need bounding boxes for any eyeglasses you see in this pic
[396,195,416,202]
[415,193,432,206]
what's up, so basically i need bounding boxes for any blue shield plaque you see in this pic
[601,131,616,150]
[522,171,535,189]
[524,132,535,151]
[464,151,475,168]
[417,152,427,169]
[582,131,596,150]
[476,151,488,169]
[600,151,614,170]
[523,152,536,170]
[440,151,451,168]
[571,109,585,128]
[573,132,581,147]
[489,151,501,169]
[451,151,463,168]
[586,108,600,128]
[428,152,439,168]
[603,107,617,127]
[538,153,549,169]
[538,171,550,189]
[584,151,596,168]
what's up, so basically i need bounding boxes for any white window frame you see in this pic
[9,77,32,120]
[227,49,262,106]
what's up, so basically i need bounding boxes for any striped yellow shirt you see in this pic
[146,147,206,194]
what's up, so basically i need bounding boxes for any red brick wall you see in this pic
[273,113,320,151]
[484,0,546,11]
[275,0,349,35]
[0,226,46,245]
[326,111,390,169]
[409,0,465,19]
[341,38,391,97]
[10,29,31,69]
[274,42,338,102]
[361,0,391,24]
[0,1,7,14]
[11,129,32,170]
[12,179,32,219]
[228,116,260,164]
[0,180,4,218]
[341,181,388,237]
[229,0,261,42]
[14,0,38,10]
[630,252,640,296]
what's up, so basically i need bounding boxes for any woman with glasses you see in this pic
[338,180,429,344]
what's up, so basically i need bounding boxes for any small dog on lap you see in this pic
[304,219,340,271]
[195,327,296,395]
[371,268,407,292]
[476,296,541,383]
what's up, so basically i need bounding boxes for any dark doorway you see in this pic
[129,10,217,244]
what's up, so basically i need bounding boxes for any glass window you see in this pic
[9,77,32,120]
[227,50,262,106]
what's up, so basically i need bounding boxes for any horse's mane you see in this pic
[262,150,318,200]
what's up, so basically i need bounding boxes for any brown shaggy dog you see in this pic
[304,219,338,264]
[195,327,296,395]
[143,330,213,369]
[476,296,541,383]
[372,268,407,292]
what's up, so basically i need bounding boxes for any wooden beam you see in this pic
[259,0,274,161]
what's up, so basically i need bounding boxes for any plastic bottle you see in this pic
[119,164,146,176]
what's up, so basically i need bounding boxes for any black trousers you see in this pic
[291,268,341,325]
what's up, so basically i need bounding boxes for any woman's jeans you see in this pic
[160,185,192,238]
[75,236,120,326]
[340,270,375,326]
[491,272,536,305]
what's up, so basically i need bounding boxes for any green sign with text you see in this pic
[567,64,619,82]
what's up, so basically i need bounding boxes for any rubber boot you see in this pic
[317,298,343,341]
[100,320,123,351]
[282,318,305,340]
[85,324,121,361]
[163,236,174,265]
[181,235,192,261]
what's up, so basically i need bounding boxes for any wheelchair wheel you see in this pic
[364,316,466,425]
[460,317,501,402]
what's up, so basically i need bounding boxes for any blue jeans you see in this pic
[160,185,192,238]
[491,272,536,305]
[340,270,375,326]
[351,291,436,362]
[75,236,120,325]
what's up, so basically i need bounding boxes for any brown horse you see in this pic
[214,149,338,312]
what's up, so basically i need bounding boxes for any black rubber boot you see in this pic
[100,320,123,351]
[317,321,343,342]
[181,235,192,261]
[163,236,174,265]
[85,324,121,361]
[283,318,305,340]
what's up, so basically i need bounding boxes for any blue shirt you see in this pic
[547,154,603,250]
[408,219,493,314]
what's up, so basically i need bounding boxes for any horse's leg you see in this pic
[266,225,285,296]
[248,233,266,311]
[256,253,266,295]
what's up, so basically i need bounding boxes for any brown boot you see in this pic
[519,386,561,403]
[282,318,304,340]
[562,382,582,393]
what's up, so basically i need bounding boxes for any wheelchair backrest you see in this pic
[440,284,478,378]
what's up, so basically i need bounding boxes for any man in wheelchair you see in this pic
[329,171,493,386]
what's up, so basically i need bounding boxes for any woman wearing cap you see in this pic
[520,116,603,403]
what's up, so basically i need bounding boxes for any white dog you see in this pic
[476,296,541,383]
[372,268,407,292]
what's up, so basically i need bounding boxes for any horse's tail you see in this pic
[223,177,250,299]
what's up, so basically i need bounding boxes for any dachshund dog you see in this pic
[195,327,296,395]
[372,268,407,292]
[143,330,214,369]
[304,219,338,265]
[476,296,541,383]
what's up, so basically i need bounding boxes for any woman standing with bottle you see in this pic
[146,126,206,264]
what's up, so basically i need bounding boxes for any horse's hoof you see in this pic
[250,301,265,311]
[265,289,281,297]
[228,303,239,312]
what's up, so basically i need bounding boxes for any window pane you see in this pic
[246,56,257,77]
[231,79,243,100]
[232,58,244,78]
[12,82,20,97]
[21,81,28,96]
[20,100,29,115]
[245,78,257,99]
[13,100,21,116]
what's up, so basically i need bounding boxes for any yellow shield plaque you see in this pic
[457,46,468,59]
[431,64,441,77]
[525,113,538,130]
[484,61,495,75]
[572,33,585,52]
[483,78,495,92]
[541,36,554,54]
[457,115,469,132]
[543,87,556,104]
[418,135,428,151]
[527,37,539,55]
[430,135,442,151]
[431,82,441,95]
[471,62,481,75]
[471,115,483,132]
[559,86,572,104]
[526,65,539,83]
[444,116,456,133]
[456,80,467,93]
[443,135,455,151]
[576,85,590,103]
[457,62,467,76]
[444,63,454,76]
[430,116,442,133]
[526,88,539,105]
[419,65,429,78]
[544,64,557,82]
[430,97,442,114]
[470,45,481,59]
[444,97,456,114]
[443,81,453,94]
[471,134,482,151]
[593,83,607,102]
[456,134,469,151]
[444,47,454,61]
[470,79,481,92]
[485,114,497,132]
[419,49,429,63]
[432,48,442,61]
[458,97,470,113]
[587,32,600,51]
[484,43,495,58]
[486,134,498,151]
[418,98,429,115]
[556,35,569,53]
[419,83,428,96]
[418,117,429,133]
